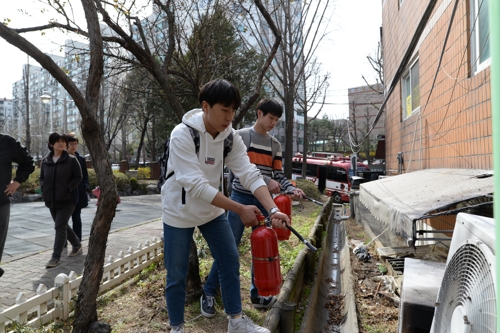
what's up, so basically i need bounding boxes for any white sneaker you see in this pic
[228,314,270,333]
[170,326,184,333]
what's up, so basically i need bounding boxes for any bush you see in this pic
[137,167,150,179]
[88,169,130,192]
[294,178,322,199]
[88,169,98,190]
[114,172,130,191]
[16,168,41,194]
[130,177,139,191]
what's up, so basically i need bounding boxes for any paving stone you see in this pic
[0,195,163,308]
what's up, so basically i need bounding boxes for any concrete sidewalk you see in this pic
[0,195,164,308]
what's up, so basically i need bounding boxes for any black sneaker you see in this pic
[0,267,4,278]
[46,258,60,268]
[200,292,216,318]
[251,296,277,309]
[68,245,82,257]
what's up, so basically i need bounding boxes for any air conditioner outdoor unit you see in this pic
[430,213,496,333]
[398,258,446,333]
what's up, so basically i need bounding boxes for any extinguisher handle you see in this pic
[256,214,270,226]
[286,224,317,252]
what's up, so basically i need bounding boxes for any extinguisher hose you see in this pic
[286,224,317,252]
[302,196,324,206]
[283,191,323,206]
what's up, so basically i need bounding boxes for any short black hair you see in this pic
[256,98,283,118]
[66,134,79,143]
[47,132,67,151]
[198,79,241,109]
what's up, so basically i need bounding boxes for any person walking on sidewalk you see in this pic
[66,134,89,241]
[204,98,305,312]
[161,79,290,333]
[40,132,83,268]
[0,134,35,278]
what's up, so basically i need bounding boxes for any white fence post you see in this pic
[15,293,27,325]
[54,273,70,320]
[36,284,48,318]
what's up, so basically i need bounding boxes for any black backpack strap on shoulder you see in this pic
[223,132,233,158]
[184,123,200,155]
[157,124,201,191]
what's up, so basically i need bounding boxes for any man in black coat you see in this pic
[67,134,89,241]
[0,134,35,277]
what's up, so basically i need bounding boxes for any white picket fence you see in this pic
[0,237,163,333]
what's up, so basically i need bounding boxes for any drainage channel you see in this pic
[300,208,358,333]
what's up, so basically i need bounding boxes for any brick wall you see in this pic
[382,0,492,174]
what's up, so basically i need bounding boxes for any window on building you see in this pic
[402,59,420,120]
[470,0,490,73]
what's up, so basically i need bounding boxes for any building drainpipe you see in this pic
[490,1,500,327]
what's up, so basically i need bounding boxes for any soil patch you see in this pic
[345,217,399,333]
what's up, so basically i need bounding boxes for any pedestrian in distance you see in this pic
[66,134,89,241]
[0,133,35,278]
[161,79,290,333]
[204,98,306,312]
[40,132,83,268]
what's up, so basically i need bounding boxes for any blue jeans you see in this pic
[204,190,267,300]
[163,214,241,326]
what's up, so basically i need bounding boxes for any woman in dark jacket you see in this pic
[66,134,89,241]
[40,132,83,268]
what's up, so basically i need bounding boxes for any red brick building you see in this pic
[382,0,491,174]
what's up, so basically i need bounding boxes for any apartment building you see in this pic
[0,98,13,132]
[347,83,384,161]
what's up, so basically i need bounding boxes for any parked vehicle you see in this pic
[291,153,369,203]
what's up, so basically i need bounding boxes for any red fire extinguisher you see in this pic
[251,215,282,296]
[273,194,291,240]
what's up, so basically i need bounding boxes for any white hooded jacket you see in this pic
[161,109,266,228]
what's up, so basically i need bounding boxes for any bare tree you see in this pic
[296,57,330,178]
[2,1,283,329]
[0,1,120,331]
[362,41,384,92]
[235,0,332,178]
[100,76,130,152]
[22,62,31,153]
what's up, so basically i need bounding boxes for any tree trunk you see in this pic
[135,117,148,169]
[186,238,202,301]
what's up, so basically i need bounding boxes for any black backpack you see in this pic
[157,124,233,190]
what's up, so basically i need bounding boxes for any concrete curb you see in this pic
[264,198,333,332]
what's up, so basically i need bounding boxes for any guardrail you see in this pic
[0,237,163,333]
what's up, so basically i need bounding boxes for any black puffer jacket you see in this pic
[70,152,89,208]
[40,151,82,209]
[0,134,35,207]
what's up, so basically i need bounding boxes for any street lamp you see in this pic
[40,92,74,133]
[40,92,53,133]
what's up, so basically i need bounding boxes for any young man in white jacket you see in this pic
[161,79,290,333]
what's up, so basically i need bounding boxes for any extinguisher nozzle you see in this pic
[303,240,317,252]
[286,224,317,252]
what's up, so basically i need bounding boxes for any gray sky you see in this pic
[0,0,382,119]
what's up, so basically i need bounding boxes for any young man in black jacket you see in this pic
[0,134,35,277]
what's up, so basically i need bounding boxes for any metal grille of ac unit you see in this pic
[431,240,496,332]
